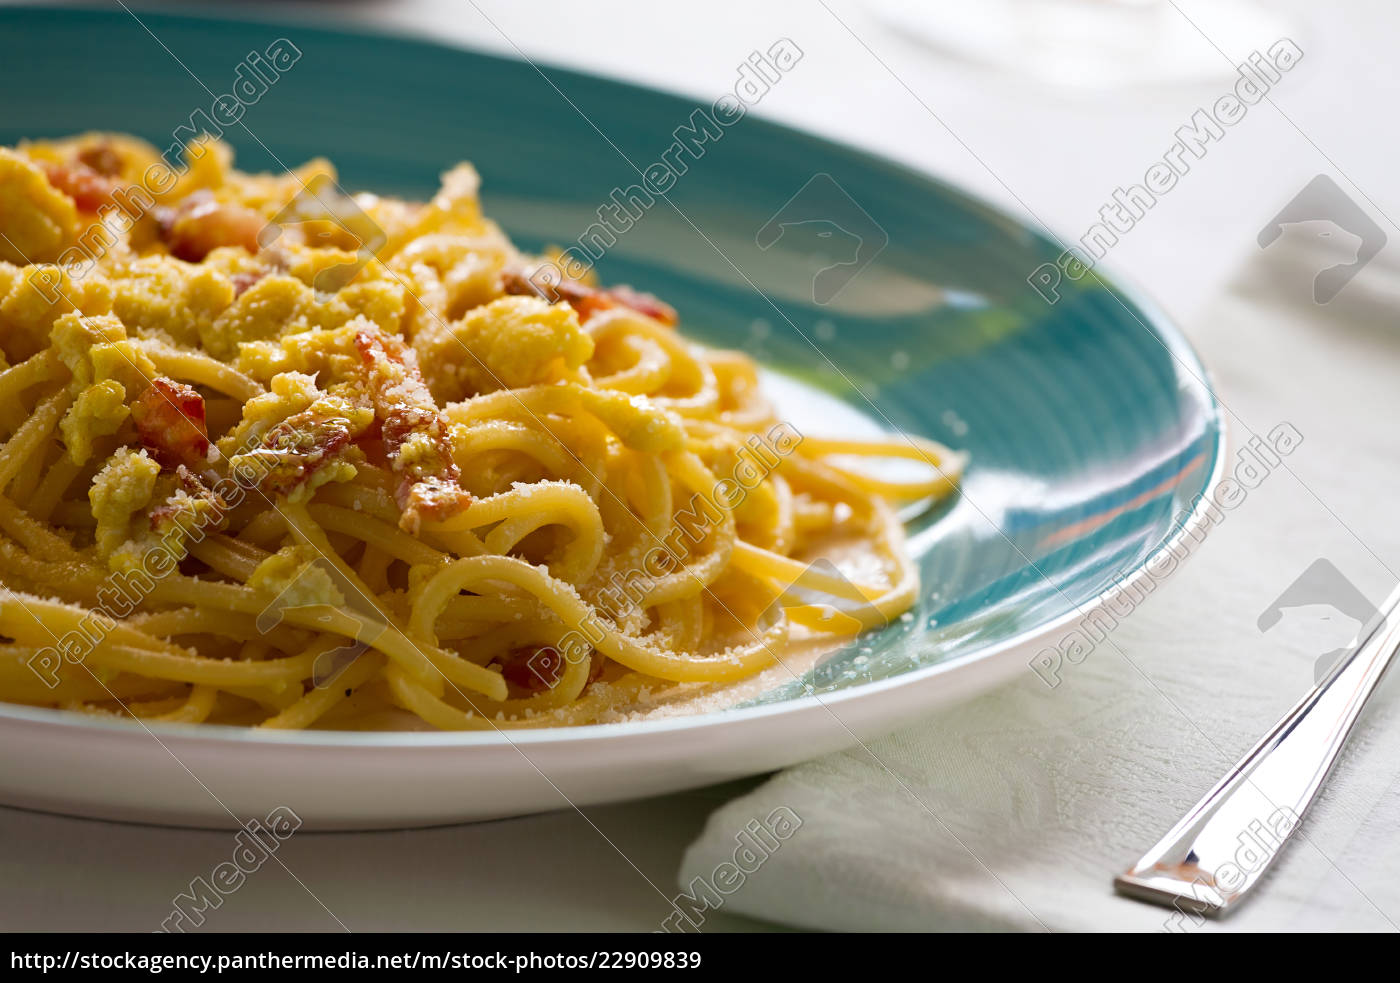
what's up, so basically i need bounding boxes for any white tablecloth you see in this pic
[680,234,1400,931]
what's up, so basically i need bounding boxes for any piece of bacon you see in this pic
[132,378,209,471]
[494,646,603,693]
[246,414,357,498]
[43,161,116,213]
[496,646,564,692]
[230,268,268,297]
[76,142,124,177]
[354,328,471,532]
[163,190,265,262]
[148,466,227,533]
[501,269,677,326]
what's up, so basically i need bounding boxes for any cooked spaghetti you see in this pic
[0,133,963,730]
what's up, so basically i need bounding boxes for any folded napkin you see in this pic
[678,232,1400,932]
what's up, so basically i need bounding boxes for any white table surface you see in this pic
[1,0,1395,932]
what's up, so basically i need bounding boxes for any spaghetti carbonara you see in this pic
[0,133,963,730]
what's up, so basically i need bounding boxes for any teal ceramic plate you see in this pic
[0,7,1223,828]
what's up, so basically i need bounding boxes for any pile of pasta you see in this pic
[0,133,963,729]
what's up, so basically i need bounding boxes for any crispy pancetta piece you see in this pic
[132,378,210,471]
[501,268,677,326]
[355,328,471,532]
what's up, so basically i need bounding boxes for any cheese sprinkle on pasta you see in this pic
[0,133,963,730]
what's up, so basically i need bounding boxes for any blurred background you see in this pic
[24,0,1377,329]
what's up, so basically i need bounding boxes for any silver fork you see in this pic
[1114,583,1400,916]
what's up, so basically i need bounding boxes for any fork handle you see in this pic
[1114,582,1400,917]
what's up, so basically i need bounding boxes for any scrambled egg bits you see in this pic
[0,132,679,568]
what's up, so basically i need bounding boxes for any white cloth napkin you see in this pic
[678,234,1400,932]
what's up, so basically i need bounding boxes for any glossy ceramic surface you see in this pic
[0,7,1224,827]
